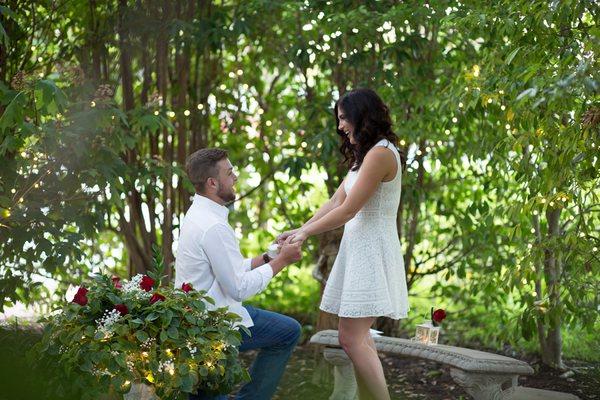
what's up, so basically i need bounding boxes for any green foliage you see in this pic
[32,261,248,399]
[0,0,598,367]
[0,323,84,400]
[0,70,132,309]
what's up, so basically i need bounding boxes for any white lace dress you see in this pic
[320,139,409,319]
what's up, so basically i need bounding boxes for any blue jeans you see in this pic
[190,306,301,400]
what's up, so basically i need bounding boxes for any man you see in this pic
[175,148,303,400]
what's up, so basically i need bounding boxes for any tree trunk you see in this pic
[117,0,156,277]
[88,0,102,84]
[156,0,174,279]
[539,208,564,369]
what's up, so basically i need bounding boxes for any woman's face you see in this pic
[337,107,356,145]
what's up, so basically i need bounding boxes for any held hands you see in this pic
[288,230,308,245]
[267,236,302,276]
[276,227,308,247]
[276,228,300,245]
[276,236,302,264]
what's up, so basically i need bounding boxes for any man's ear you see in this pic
[206,176,217,190]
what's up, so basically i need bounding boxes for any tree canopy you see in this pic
[0,0,598,368]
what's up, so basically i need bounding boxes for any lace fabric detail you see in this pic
[319,139,409,319]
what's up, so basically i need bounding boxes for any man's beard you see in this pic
[217,185,236,203]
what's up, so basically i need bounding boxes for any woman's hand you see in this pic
[289,230,308,245]
[276,228,300,245]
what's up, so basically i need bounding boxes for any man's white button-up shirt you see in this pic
[175,194,273,327]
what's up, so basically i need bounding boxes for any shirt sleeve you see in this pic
[202,223,273,302]
[243,258,252,272]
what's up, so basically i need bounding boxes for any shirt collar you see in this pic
[193,194,229,220]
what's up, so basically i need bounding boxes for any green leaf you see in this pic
[160,330,168,342]
[505,46,521,65]
[162,309,173,327]
[0,91,27,131]
[135,330,149,342]
[146,312,159,322]
[167,326,179,339]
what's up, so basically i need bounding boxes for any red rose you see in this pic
[111,275,122,289]
[432,309,447,324]
[149,293,165,304]
[114,304,129,315]
[181,283,193,293]
[140,275,155,292]
[72,287,88,306]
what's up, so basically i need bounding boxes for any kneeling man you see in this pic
[175,148,303,400]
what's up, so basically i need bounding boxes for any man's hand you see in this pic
[278,237,302,264]
[268,237,302,276]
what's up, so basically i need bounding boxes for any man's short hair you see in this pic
[185,148,229,193]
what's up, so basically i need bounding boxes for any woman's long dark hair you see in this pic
[334,88,406,171]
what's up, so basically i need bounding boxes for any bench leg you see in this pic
[323,347,358,400]
[450,368,518,400]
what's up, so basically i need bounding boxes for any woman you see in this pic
[279,88,408,400]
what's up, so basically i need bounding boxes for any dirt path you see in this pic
[236,345,600,400]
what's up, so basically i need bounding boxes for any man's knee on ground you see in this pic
[286,317,302,345]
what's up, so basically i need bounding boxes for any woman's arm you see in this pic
[291,147,395,243]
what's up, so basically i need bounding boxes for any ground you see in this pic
[235,345,600,400]
[0,324,598,399]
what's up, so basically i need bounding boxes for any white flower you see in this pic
[141,337,156,350]
[122,274,152,300]
[157,360,175,374]
[96,308,122,337]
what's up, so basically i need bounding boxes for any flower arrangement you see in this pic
[33,248,249,399]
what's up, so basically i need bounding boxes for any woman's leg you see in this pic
[338,317,390,400]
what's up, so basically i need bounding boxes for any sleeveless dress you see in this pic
[319,139,409,319]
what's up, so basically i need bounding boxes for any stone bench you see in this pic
[310,330,580,400]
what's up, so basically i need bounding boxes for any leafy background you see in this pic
[0,0,598,386]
